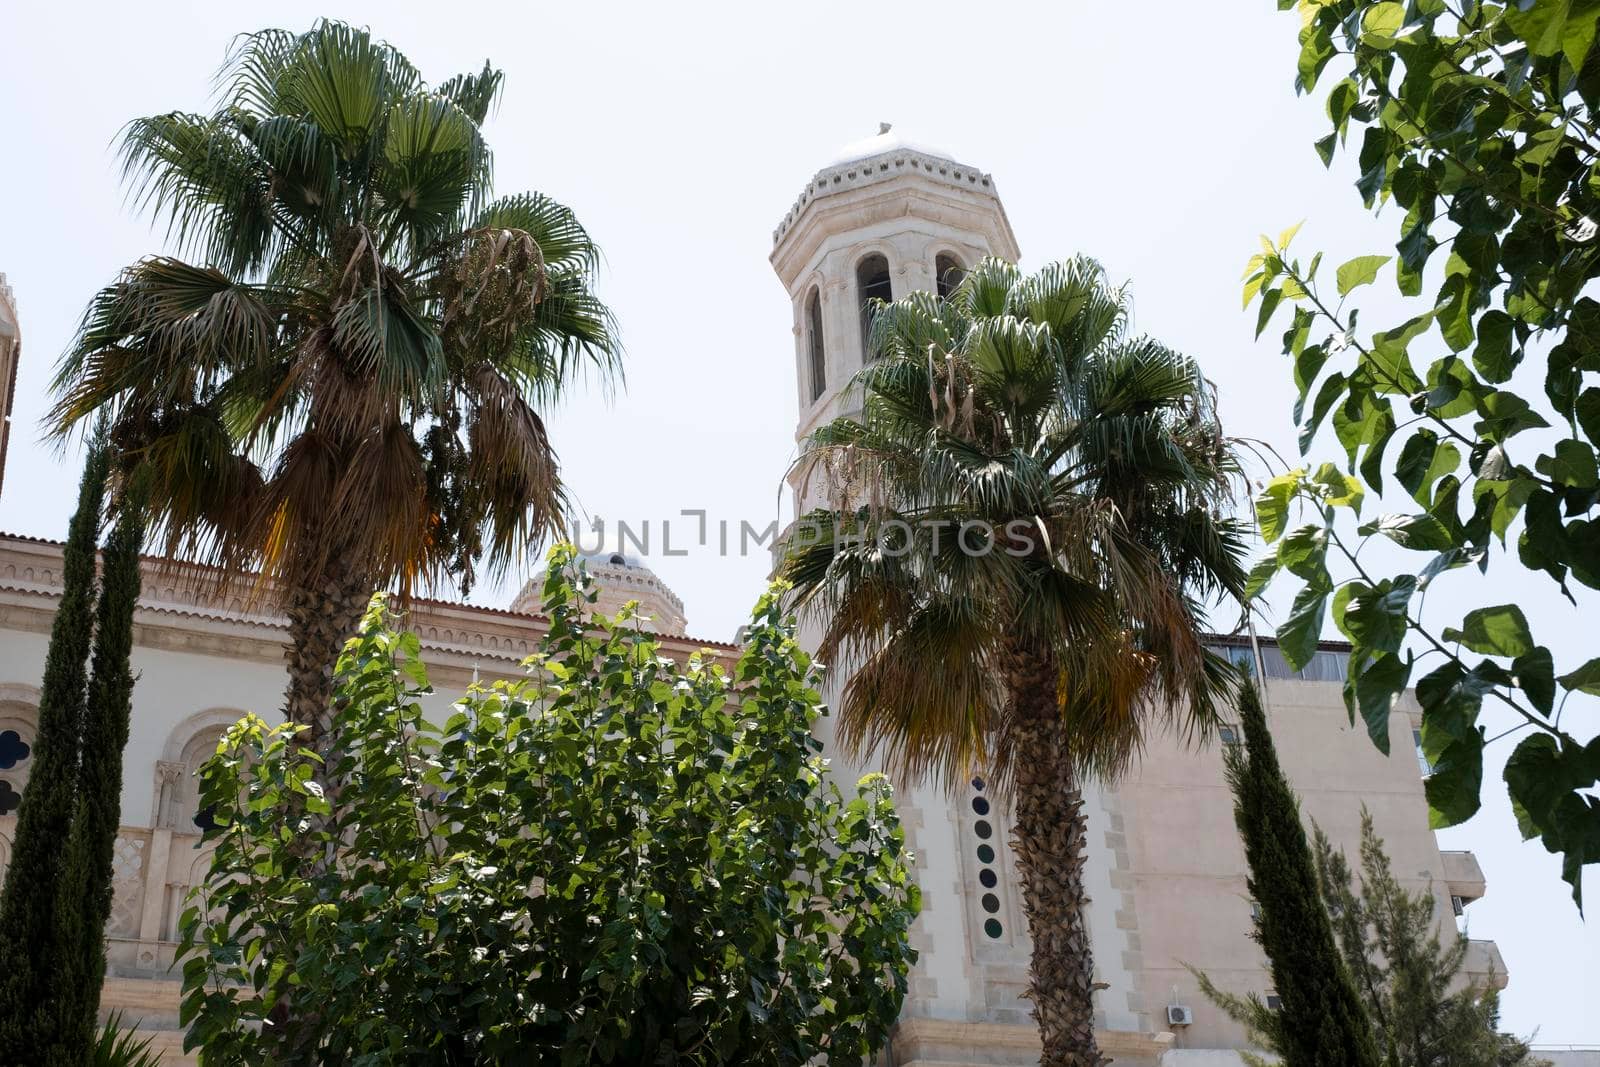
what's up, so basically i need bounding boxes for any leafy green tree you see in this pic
[1245,0,1600,905]
[1193,679,1381,1067]
[782,257,1247,1066]
[0,444,108,1061]
[178,545,919,1066]
[48,21,620,756]
[1201,805,1546,1067]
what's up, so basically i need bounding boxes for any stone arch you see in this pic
[933,249,968,299]
[853,249,895,360]
[0,683,42,813]
[154,708,249,829]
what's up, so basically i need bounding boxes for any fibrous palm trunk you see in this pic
[274,557,371,1062]
[1003,639,1109,1067]
[283,559,372,752]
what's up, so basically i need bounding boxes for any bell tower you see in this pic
[0,274,19,501]
[769,126,1020,509]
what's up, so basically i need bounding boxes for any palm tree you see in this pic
[782,257,1247,1066]
[49,22,618,748]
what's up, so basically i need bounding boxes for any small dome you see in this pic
[822,123,955,170]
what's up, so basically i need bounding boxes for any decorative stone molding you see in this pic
[0,534,730,689]
[773,148,1002,248]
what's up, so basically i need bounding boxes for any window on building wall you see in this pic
[856,254,892,359]
[0,727,31,816]
[1265,993,1284,1011]
[969,774,1005,940]
[935,252,966,299]
[180,726,229,831]
[1219,724,1240,746]
[806,288,826,403]
[1413,728,1433,776]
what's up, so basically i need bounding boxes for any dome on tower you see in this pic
[822,123,956,169]
[511,551,688,636]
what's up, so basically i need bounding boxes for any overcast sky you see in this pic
[1,0,1594,1044]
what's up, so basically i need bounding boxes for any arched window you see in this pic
[856,254,892,359]
[179,726,228,831]
[0,698,38,818]
[806,288,827,403]
[935,252,966,299]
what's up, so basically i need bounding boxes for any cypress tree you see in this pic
[53,486,147,1064]
[1219,678,1381,1067]
[0,444,109,1057]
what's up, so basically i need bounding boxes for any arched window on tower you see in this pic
[935,252,966,299]
[805,288,826,403]
[856,254,892,359]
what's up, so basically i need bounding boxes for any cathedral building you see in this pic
[0,133,1508,1066]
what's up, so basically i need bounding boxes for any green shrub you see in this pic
[178,545,919,1065]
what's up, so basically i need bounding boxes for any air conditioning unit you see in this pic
[1167,1004,1194,1027]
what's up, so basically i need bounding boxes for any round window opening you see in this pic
[983,918,1003,939]
[981,892,1001,914]
[979,868,998,889]
[974,819,992,840]
[971,796,990,816]
[976,843,995,864]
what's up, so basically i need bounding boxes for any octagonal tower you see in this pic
[770,125,1020,511]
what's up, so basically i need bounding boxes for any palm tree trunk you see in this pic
[273,559,371,1060]
[282,559,372,753]
[1003,639,1109,1067]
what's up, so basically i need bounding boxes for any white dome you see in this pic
[822,123,956,170]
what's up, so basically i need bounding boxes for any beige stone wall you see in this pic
[1118,654,1498,1053]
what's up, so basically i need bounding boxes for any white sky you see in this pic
[1,0,1594,1044]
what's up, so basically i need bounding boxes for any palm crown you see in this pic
[50,21,619,600]
[783,256,1248,788]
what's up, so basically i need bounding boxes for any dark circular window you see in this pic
[976,843,995,864]
[974,819,992,840]
[971,775,986,792]
[971,796,990,816]
[981,893,1001,914]
[983,918,1003,939]
[979,868,998,889]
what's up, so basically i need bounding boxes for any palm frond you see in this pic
[435,62,503,125]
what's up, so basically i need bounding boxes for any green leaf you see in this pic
[1279,524,1329,580]
[1360,2,1407,47]
[1245,553,1282,600]
[1312,461,1365,512]
[1536,439,1599,488]
[1472,310,1517,383]
[1279,581,1332,670]
[1359,512,1455,551]
[1512,647,1556,716]
[1255,287,1285,339]
[1425,731,1484,828]
[1395,432,1459,505]
[1333,576,1415,653]
[1353,652,1410,754]
[1558,657,1600,696]
[1336,255,1391,296]
[1255,471,1301,543]
[1443,604,1535,658]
